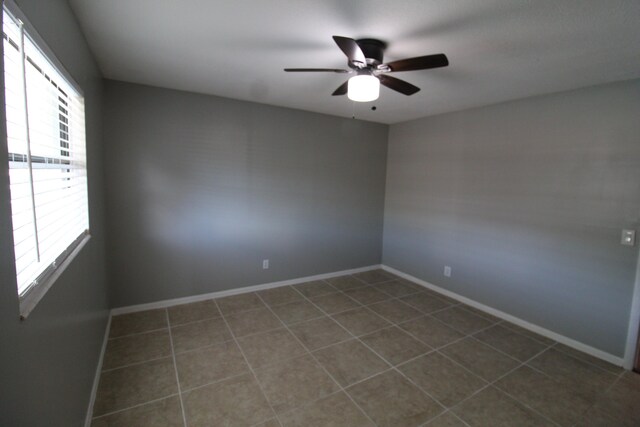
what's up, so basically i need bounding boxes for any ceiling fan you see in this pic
[285,36,449,102]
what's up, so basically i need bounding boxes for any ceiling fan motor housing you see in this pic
[355,39,387,65]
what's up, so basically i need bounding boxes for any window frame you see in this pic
[2,0,91,319]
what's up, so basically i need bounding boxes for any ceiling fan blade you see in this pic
[379,75,420,95]
[284,68,349,73]
[332,36,366,65]
[385,54,449,72]
[331,81,349,96]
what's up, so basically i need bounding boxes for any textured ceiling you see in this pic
[68,0,640,124]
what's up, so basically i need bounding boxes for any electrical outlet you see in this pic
[262,259,269,269]
[444,266,451,277]
[621,229,636,246]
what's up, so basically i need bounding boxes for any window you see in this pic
[3,2,89,318]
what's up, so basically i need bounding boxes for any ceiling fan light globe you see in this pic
[347,75,380,102]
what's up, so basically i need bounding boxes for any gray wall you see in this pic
[103,80,388,307]
[0,0,109,426]
[383,79,640,357]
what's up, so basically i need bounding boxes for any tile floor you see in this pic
[91,269,640,426]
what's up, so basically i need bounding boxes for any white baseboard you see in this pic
[623,250,640,370]
[111,264,382,315]
[381,265,625,367]
[85,312,111,427]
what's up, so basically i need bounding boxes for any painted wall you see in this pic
[0,0,109,426]
[383,79,640,357]
[103,80,388,307]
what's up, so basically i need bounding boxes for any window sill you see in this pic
[19,234,91,320]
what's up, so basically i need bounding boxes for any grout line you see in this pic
[269,309,327,329]
[91,393,182,420]
[227,323,286,341]
[101,354,174,373]
[213,299,284,426]
[165,309,189,427]
[104,274,623,426]
[265,388,354,422]
[566,372,624,427]
[293,285,452,424]
[255,289,380,427]
[551,343,625,376]
[339,287,567,426]
[167,315,224,329]
[417,410,472,427]
[179,370,258,394]
[291,278,339,295]
[351,328,451,418]
[171,335,237,356]
[442,345,564,427]
[107,326,169,340]
[384,265,625,368]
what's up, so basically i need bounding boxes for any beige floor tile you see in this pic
[175,340,249,390]
[347,370,443,427]
[620,370,640,389]
[293,280,336,298]
[424,412,468,427]
[313,339,389,387]
[367,299,423,324]
[495,365,593,426]
[554,343,624,375]
[225,307,283,337]
[440,337,519,382]
[399,293,452,314]
[325,275,368,291]
[453,387,552,427]
[474,324,549,362]
[182,373,274,427]
[575,405,632,427]
[353,269,396,284]
[527,348,618,402]
[374,280,423,297]
[575,376,640,427]
[279,391,374,427]
[270,300,324,325]
[109,309,167,338]
[398,352,487,408]
[91,396,183,427]
[332,307,391,336]
[171,317,232,353]
[167,299,220,326]
[93,357,178,416]
[216,292,265,315]
[458,305,502,323]
[254,419,281,427]
[237,328,307,369]
[399,316,464,349]
[344,287,391,305]
[255,354,339,414]
[360,326,431,365]
[257,286,304,306]
[431,306,496,335]
[103,330,171,370]
[288,316,351,351]
[599,374,640,411]
[500,322,556,346]
[418,288,460,305]
[309,292,361,314]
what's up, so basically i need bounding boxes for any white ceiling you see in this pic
[68,0,640,124]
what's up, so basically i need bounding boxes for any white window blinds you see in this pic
[3,5,89,301]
